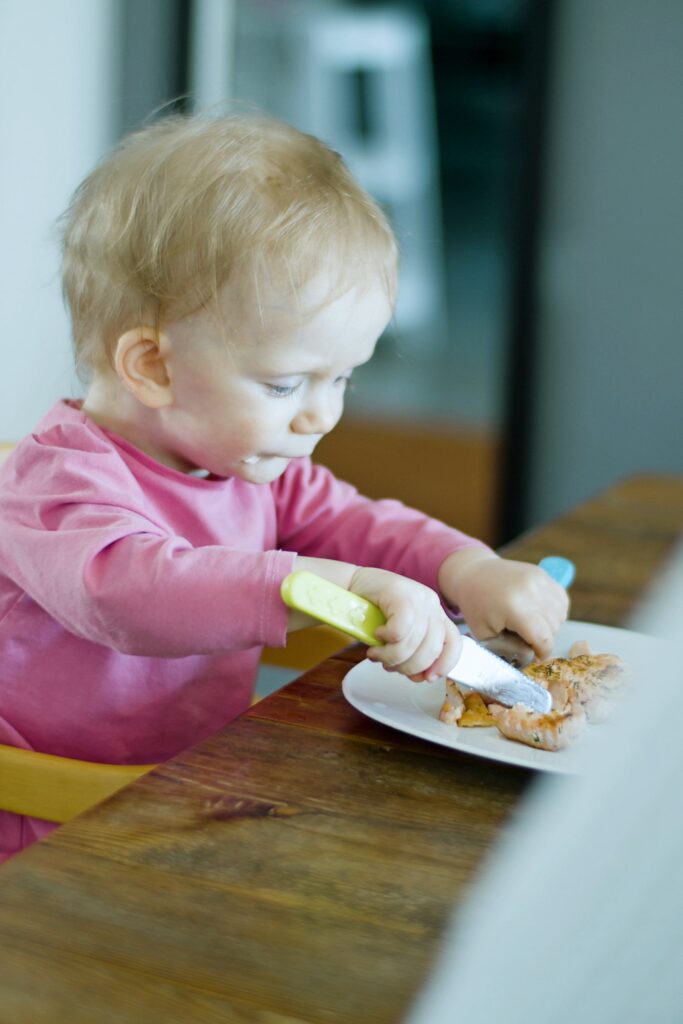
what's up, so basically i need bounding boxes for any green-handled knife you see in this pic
[281,571,553,713]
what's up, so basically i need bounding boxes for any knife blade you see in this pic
[448,635,551,711]
[280,571,552,713]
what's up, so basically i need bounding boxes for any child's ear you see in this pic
[113,327,173,408]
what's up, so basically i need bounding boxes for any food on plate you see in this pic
[489,702,587,751]
[439,641,628,751]
[523,648,628,723]
[459,690,496,727]
[438,682,496,727]
[439,679,464,725]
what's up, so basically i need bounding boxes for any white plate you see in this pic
[342,620,659,774]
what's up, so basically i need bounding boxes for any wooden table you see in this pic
[1,475,681,1023]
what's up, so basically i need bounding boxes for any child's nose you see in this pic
[291,389,340,435]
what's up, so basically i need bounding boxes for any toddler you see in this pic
[0,115,568,860]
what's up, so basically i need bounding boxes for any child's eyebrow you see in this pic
[260,372,311,380]
[257,370,338,383]
[257,361,363,378]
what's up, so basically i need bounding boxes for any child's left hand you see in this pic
[438,549,569,660]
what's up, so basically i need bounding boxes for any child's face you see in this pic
[164,272,393,482]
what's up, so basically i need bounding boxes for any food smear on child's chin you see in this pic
[240,453,313,468]
[237,453,300,481]
[240,454,290,469]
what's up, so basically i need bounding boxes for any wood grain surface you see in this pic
[0,474,681,1023]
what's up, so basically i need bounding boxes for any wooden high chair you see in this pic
[0,440,348,825]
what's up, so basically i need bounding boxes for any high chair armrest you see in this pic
[262,624,351,670]
[0,744,156,823]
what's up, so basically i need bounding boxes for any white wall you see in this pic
[0,0,120,439]
[527,0,683,524]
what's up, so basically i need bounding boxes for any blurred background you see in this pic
[1,0,681,547]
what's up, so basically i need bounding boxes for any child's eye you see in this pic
[265,382,301,397]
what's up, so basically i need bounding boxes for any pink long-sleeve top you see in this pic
[0,400,486,858]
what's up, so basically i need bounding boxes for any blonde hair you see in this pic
[59,113,398,376]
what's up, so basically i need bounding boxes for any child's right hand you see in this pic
[348,567,462,683]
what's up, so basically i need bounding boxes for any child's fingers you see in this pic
[373,589,427,645]
[389,615,462,681]
[372,610,445,677]
[373,591,444,667]
[541,579,570,625]
[506,608,557,659]
[422,623,463,680]
[360,578,455,676]
[373,631,431,673]
[368,616,427,669]
[389,623,447,679]
[373,616,419,649]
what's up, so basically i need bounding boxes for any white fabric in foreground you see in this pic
[407,544,683,1024]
